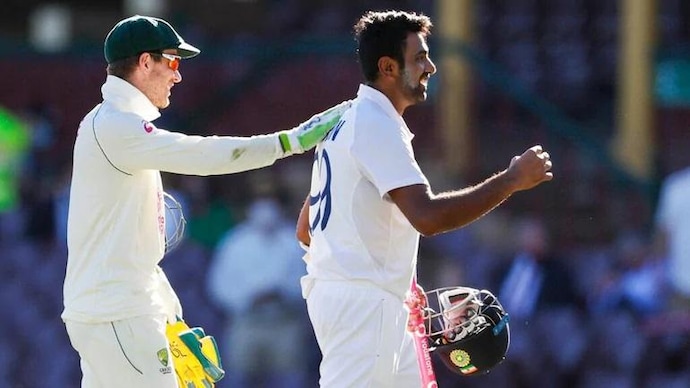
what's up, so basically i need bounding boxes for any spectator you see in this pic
[206,192,311,388]
[496,215,582,320]
[654,166,690,310]
[590,231,667,318]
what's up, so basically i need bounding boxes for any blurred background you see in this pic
[1,0,690,387]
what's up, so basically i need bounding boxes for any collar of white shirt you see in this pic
[101,75,161,122]
[358,84,401,120]
[357,84,414,140]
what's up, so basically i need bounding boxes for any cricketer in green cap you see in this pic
[104,15,200,63]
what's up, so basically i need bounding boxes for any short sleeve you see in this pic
[351,113,427,198]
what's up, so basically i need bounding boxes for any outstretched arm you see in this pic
[108,101,351,175]
[389,145,553,236]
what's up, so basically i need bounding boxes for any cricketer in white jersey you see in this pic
[63,74,290,323]
[63,14,349,388]
[63,75,346,386]
[303,84,428,298]
[298,10,553,388]
[302,84,428,388]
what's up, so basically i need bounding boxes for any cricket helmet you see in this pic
[422,286,510,376]
[164,191,186,254]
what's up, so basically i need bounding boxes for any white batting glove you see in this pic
[278,100,352,156]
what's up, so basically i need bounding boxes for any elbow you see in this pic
[417,226,442,238]
[296,227,311,247]
[410,215,443,237]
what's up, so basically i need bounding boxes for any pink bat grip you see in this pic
[406,277,438,388]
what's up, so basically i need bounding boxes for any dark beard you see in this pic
[407,84,427,103]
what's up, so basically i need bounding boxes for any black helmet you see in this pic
[422,286,510,376]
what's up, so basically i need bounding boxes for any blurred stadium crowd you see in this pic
[2,0,690,387]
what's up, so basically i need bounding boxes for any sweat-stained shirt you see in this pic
[62,75,285,323]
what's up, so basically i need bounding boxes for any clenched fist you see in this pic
[505,145,553,192]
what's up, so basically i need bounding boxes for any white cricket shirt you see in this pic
[303,84,429,299]
[63,75,284,323]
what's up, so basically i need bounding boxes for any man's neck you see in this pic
[366,81,409,116]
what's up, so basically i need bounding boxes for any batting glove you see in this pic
[278,100,352,156]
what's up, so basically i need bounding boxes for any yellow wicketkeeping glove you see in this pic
[166,317,225,388]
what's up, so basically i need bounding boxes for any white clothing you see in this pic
[64,315,176,388]
[498,253,544,319]
[303,84,428,300]
[207,199,306,315]
[63,75,285,323]
[303,84,428,387]
[306,280,420,388]
[206,198,309,387]
[655,167,690,296]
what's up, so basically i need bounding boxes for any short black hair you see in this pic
[353,10,433,83]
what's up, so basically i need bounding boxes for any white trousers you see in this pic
[306,280,421,388]
[65,315,178,388]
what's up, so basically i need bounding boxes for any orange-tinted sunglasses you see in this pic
[150,52,181,71]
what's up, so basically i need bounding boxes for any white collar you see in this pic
[357,84,402,122]
[357,83,413,138]
[101,75,161,121]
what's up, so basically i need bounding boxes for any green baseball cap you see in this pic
[104,15,200,63]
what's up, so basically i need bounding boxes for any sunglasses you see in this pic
[150,52,182,71]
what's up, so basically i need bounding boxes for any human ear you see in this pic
[139,52,153,70]
[377,56,398,78]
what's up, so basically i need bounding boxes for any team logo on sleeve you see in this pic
[143,120,156,133]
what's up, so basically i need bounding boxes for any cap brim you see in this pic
[175,42,200,59]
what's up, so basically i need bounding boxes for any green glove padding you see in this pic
[279,100,352,155]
